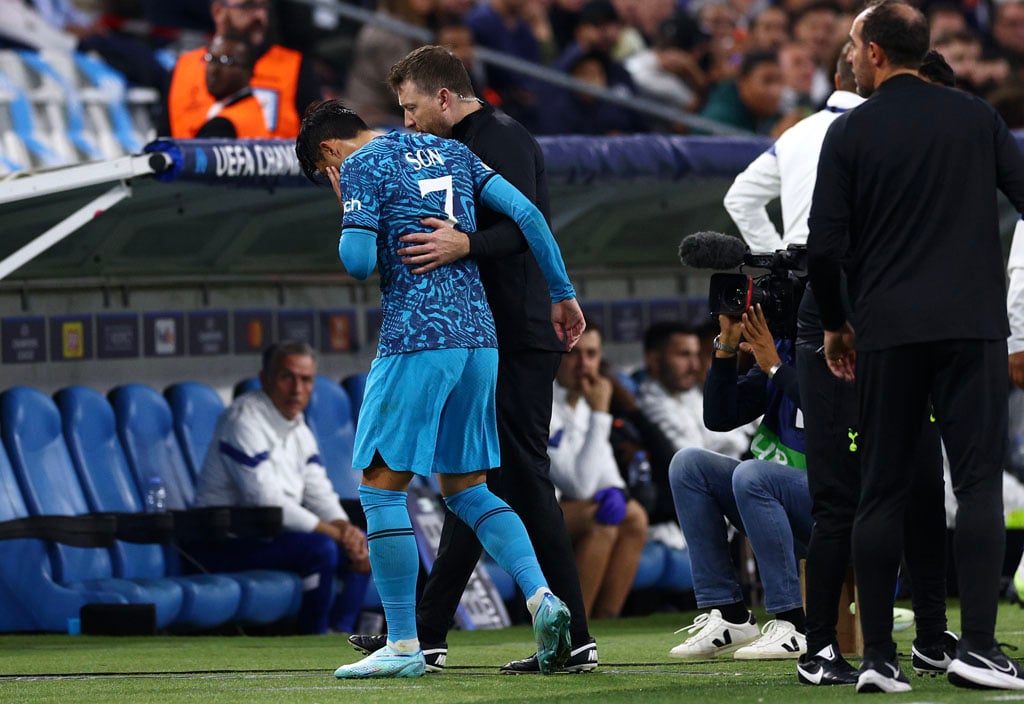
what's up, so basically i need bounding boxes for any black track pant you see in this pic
[854,340,1007,657]
[798,344,946,656]
[416,349,591,647]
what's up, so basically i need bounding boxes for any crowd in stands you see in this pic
[3,0,1024,168]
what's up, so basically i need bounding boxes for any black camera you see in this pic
[678,231,808,340]
[708,246,807,339]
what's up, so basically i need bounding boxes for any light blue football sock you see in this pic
[444,483,547,598]
[359,484,419,646]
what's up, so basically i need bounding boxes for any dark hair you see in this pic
[261,340,316,375]
[579,0,620,26]
[387,45,475,98]
[834,40,855,91]
[643,321,697,353]
[919,49,956,87]
[739,50,778,78]
[861,0,929,70]
[656,10,710,51]
[932,28,981,49]
[295,99,368,183]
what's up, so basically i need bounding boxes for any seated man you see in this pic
[548,324,649,620]
[193,340,370,634]
[668,307,812,662]
[195,31,270,138]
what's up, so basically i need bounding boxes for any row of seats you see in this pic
[0,49,157,174]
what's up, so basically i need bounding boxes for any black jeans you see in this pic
[417,349,591,647]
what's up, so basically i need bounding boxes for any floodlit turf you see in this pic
[4,601,1024,703]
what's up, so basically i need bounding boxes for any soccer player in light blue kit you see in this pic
[295,100,586,679]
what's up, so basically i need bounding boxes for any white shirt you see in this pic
[1007,218,1024,354]
[547,384,625,501]
[636,377,753,459]
[625,49,698,111]
[723,90,865,253]
[196,390,348,532]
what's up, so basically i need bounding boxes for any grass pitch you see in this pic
[4,601,1024,703]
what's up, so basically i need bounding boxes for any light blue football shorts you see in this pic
[352,347,500,476]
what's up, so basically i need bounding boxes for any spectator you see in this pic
[538,50,648,134]
[549,0,587,53]
[791,0,841,105]
[745,5,791,52]
[167,0,320,139]
[934,29,1010,96]
[548,325,649,619]
[696,0,743,82]
[926,2,968,45]
[344,0,433,128]
[466,0,546,129]
[625,9,712,114]
[990,0,1024,79]
[434,19,500,105]
[194,31,271,138]
[778,42,818,117]
[668,308,810,662]
[192,340,370,635]
[700,50,789,135]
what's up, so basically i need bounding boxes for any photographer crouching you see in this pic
[667,303,816,663]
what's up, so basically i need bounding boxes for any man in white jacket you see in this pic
[548,325,649,620]
[195,340,370,634]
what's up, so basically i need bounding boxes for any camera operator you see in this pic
[667,304,812,661]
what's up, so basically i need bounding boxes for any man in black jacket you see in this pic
[348,45,595,674]
[808,0,1024,692]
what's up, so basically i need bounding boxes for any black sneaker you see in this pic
[796,643,858,685]
[911,630,958,676]
[348,633,447,674]
[500,638,598,674]
[947,643,1024,690]
[856,653,912,693]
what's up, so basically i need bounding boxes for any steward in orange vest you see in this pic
[170,44,302,138]
[194,32,272,139]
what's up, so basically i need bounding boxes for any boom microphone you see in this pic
[678,231,750,270]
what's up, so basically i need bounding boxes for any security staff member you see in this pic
[808,0,1024,693]
[167,0,318,138]
[195,32,270,139]
[347,45,597,674]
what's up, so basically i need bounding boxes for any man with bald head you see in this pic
[808,0,1024,693]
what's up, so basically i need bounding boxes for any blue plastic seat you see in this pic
[109,383,301,625]
[56,385,242,630]
[233,377,260,399]
[0,432,132,632]
[304,376,361,500]
[164,382,225,479]
[341,373,368,425]
[0,386,183,630]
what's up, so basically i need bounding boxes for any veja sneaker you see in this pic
[734,620,806,660]
[797,643,859,685]
[348,633,447,673]
[856,654,912,693]
[333,644,426,679]
[532,593,571,674]
[911,630,958,676]
[500,639,599,674]
[668,609,760,659]
[947,643,1024,690]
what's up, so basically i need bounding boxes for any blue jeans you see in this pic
[669,448,813,615]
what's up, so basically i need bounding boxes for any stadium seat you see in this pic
[233,377,260,399]
[164,382,225,480]
[0,386,184,630]
[0,432,131,633]
[341,372,368,424]
[56,385,243,630]
[0,69,62,168]
[304,375,360,500]
[108,383,302,625]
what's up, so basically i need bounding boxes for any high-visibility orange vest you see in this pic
[168,45,303,139]
[214,94,271,138]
